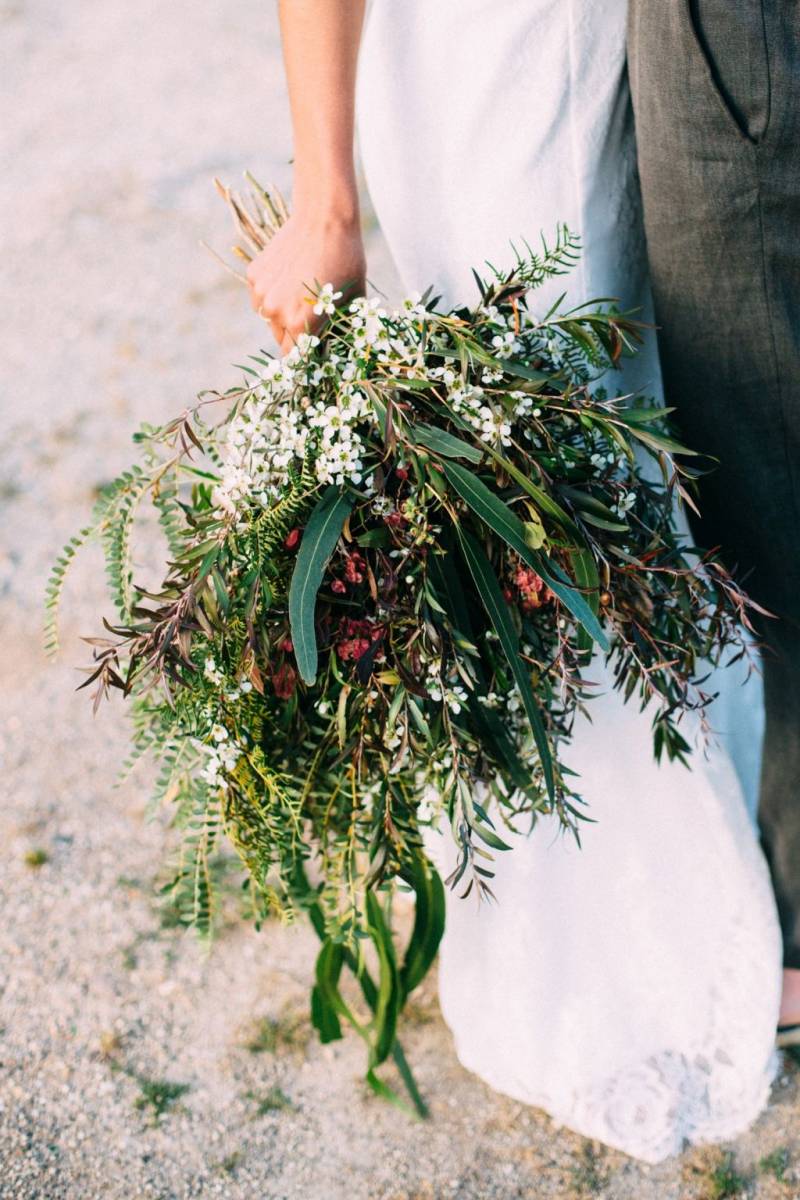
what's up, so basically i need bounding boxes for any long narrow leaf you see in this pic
[441,460,607,649]
[457,529,555,802]
[428,544,540,791]
[399,856,446,998]
[289,487,353,684]
[365,892,402,1066]
[412,424,483,463]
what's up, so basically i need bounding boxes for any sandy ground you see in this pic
[1,2,799,1197]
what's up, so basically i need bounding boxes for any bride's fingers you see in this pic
[262,314,285,351]
[279,310,315,356]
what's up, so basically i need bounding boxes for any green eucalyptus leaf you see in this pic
[623,425,699,456]
[412,424,483,463]
[289,486,353,685]
[399,855,446,998]
[441,460,607,649]
[457,528,555,803]
[311,941,346,1043]
[472,815,513,852]
[365,892,401,1065]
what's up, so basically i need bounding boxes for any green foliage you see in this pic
[759,1147,789,1181]
[289,485,354,684]
[24,847,49,868]
[441,457,607,646]
[133,1075,190,1122]
[213,1151,244,1176]
[98,466,150,620]
[569,1141,609,1196]
[457,528,555,811]
[161,777,220,938]
[248,455,317,573]
[49,198,760,1115]
[44,523,96,657]
[153,469,185,557]
[244,1009,309,1055]
[704,1151,750,1199]
[245,1086,295,1115]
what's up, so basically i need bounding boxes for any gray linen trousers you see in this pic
[628,0,800,966]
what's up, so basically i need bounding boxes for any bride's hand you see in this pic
[246,207,367,356]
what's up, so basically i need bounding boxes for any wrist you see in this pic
[292,164,361,229]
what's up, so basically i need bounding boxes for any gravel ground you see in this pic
[2,3,799,1197]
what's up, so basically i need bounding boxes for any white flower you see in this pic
[312,282,343,316]
[491,331,521,359]
[431,362,458,387]
[425,668,444,702]
[278,332,321,369]
[449,385,484,417]
[477,404,513,447]
[203,657,223,686]
[219,743,240,771]
[546,336,564,365]
[614,491,637,515]
[444,685,468,715]
[348,295,387,347]
[200,754,224,788]
[400,293,427,319]
[260,358,296,391]
[199,738,240,789]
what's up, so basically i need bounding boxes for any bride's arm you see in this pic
[247,0,367,354]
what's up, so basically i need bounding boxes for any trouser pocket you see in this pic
[688,0,771,143]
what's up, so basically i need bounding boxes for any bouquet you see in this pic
[46,177,757,1115]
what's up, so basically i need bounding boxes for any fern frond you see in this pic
[153,470,185,558]
[116,713,181,793]
[98,466,150,621]
[163,779,220,939]
[223,749,304,917]
[146,734,201,821]
[247,459,318,571]
[515,224,582,290]
[43,523,97,657]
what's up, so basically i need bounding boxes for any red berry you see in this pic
[272,663,297,700]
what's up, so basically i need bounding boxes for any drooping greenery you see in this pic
[47,180,760,1115]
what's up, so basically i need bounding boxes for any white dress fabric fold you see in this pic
[357,0,783,1163]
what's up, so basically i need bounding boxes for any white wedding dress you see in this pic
[356,0,783,1164]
